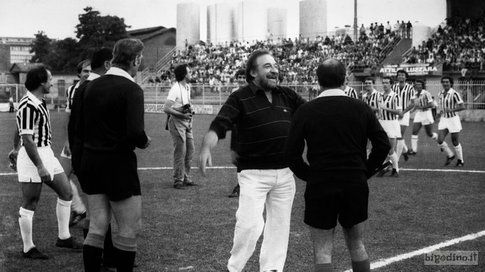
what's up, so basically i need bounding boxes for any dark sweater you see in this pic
[82,75,148,152]
[210,83,305,171]
[285,95,390,182]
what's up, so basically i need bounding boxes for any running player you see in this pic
[436,76,465,166]
[362,77,380,116]
[343,76,358,99]
[392,70,415,162]
[408,80,438,155]
[377,77,402,177]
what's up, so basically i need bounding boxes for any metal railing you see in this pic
[2,83,485,110]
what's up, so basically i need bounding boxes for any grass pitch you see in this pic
[0,112,484,272]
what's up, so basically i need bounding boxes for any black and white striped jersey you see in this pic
[363,89,381,117]
[16,91,51,147]
[413,89,433,112]
[379,91,400,120]
[438,88,464,118]
[65,82,79,113]
[344,86,358,99]
[392,82,415,110]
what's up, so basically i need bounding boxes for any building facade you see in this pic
[0,37,34,73]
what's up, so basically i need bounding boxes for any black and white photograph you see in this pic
[0,0,483,271]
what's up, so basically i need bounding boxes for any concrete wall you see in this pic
[300,0,327,40]
[176,2,200,48]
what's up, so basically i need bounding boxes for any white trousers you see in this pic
[228,168,296,272]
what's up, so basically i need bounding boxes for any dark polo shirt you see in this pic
[209,83,305,172]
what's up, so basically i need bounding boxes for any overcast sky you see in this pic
[0,0,446,40]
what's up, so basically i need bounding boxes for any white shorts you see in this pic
[438,115,462,133]
[414,110,434,125]
[398,111,410,126]
[379,119,401,138]
[60,145,72,159]
[17,146,64,183]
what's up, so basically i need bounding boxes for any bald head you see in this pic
[316,59,346,89]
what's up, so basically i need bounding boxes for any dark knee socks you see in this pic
[83,245,103,272]
[103,226,116,267]
[83,233,105,272]
[114,247,136,272]
[352,259,370,272]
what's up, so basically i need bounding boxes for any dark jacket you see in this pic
[285,94,390,182]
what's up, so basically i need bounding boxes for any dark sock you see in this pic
[83,228,89,239]
[114,247,136,272]
[351,259,370,272]
[83,245,103,272]
[103,226,115,267]
[315,263,333,272]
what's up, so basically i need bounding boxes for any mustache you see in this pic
[266,73,278,79]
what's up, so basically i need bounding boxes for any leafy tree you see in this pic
[30,31,52,63]
[76,7,129,59]
[29,7,129,72]
[46,38,79,73]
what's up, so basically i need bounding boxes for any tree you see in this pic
[30,31,52,63]
[29,7,130,72]
[45,38,79,73]
[76,7,129,59]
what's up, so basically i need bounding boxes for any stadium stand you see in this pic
[404,16,485,71]
[156,23,402,85]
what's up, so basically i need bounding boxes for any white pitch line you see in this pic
[1,167,484,176]
[343,230,485,272]
[400,168,485,174]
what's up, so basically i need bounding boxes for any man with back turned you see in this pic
[285,59,390,272]
[81,38,150,272]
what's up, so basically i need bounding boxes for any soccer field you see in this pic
[0,112,484,272]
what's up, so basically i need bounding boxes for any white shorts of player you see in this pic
[379,119,402,138]
[398,111,410,126]
[17,146,64,183]
[438,115,462,133]
[60,145,72,159]
[414,110,434,125]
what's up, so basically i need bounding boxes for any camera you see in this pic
[181,104,195,115]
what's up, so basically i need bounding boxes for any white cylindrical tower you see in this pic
[176,2,200,49]
[267,8,287,39]
[299,0,327,40]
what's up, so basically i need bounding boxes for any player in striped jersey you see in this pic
[343,77,359,99]
[61,60,91,226]
[377,77,402,177]
[392,70,416,162]
[16,66,82,259]
[408,80,438,155]
[436,77,465,166]
[362,77,380,116]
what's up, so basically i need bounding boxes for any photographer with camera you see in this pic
[164,64,196,189]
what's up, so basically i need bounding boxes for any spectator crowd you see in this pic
[404,16,485,71]
[156,22,403,85]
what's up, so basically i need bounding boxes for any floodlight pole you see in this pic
[353,0,358,41]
